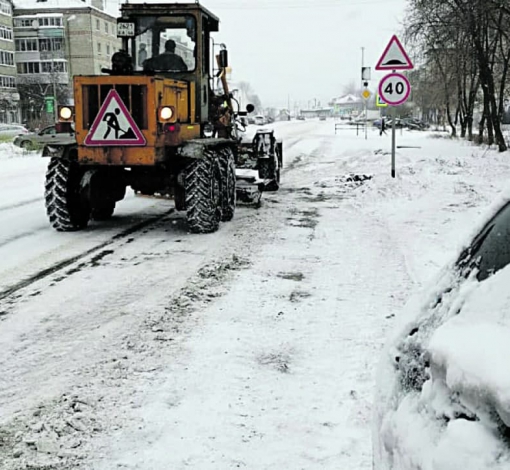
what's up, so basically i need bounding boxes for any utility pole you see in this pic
[52,55,58,122]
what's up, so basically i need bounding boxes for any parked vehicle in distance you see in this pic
[374,195,510,469]
[401,117,430,130]
[0,123,29,139]
[14,124,75,149]
[297,115,305,121]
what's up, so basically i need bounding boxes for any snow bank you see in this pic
[0,142,39,160]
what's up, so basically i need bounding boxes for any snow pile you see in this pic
[0,142,39,160]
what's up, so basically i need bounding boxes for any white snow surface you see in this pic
[1,121,510,469]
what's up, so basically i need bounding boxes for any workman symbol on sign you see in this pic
[102,108,136,140]
[84,89,146,146]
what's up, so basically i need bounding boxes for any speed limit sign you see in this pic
[378,73,411,106]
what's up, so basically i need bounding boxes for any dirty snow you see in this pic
[1,120,510,469]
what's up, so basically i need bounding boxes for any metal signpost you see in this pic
[375,35,414,178]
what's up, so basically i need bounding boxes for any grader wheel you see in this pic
[184,149,222,233]
[219,146,236,221]
[45,157,90,231]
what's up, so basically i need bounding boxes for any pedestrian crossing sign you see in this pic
[84,89,146,146]
[376,94,388,107]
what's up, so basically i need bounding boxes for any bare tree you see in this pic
[405,0,510,150]
[17,72,71,128]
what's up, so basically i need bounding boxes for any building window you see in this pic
[0,51,14,66]
[39,17,63,27]
[14,18,36,28]
[15,39,38,51]
[39,38,63,51]
[14,17,63,28]
[98,42,101,54]
[106,44,110,55]
[0,75,16,88]
[0,26,12,41]
[105,22,108,34]
[0,0,12,16]
[17,62,40,74]
[96,19,100,30]
[17,61,67,74]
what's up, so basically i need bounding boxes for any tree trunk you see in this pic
[478,111,485,145]
[446,102,457,137]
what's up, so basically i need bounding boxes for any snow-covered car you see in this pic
[374,193,510,470]
[13,124,75,150]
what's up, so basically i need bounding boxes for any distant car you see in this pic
[0,123,29,139]
[297,115,305,121]
[13,124,75,150]
[401,117,430,130]
[319,116,327,121]
[374,196,510,469]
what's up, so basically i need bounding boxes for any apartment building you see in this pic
[13,0,121,124]
[0,0,19,123]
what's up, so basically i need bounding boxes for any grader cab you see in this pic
[44,2,282,233]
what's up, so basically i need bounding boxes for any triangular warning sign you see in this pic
[84,89,146,146]
[375,35,414,71]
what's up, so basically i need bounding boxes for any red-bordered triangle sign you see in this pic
[84,89,146,146]
[375,35,414,71]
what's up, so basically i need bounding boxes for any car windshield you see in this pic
[130,15,196,72]
[457,200,510,280]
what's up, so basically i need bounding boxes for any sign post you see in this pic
[376,35,414,178]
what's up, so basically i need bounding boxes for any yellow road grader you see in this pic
[44,2,282,233]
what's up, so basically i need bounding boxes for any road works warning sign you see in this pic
[375,35,413,71]
[84,89,146,146]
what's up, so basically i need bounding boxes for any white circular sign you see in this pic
[378,73,411,106]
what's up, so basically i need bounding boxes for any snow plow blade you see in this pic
[235,129,282,203]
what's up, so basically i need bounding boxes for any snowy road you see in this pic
[1,120,509,469]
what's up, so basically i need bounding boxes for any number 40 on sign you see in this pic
[378,73,411,106]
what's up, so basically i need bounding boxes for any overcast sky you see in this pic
[107,0,408,109]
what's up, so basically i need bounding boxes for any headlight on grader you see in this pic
[59,106,74,121]
[158,106,175,122]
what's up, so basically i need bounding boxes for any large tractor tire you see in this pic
[184,150,222,234]
[45,157,90,231]
[219,146,236,221]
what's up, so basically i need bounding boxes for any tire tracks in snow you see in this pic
[0,197,42,213]
[0,209,174,303]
